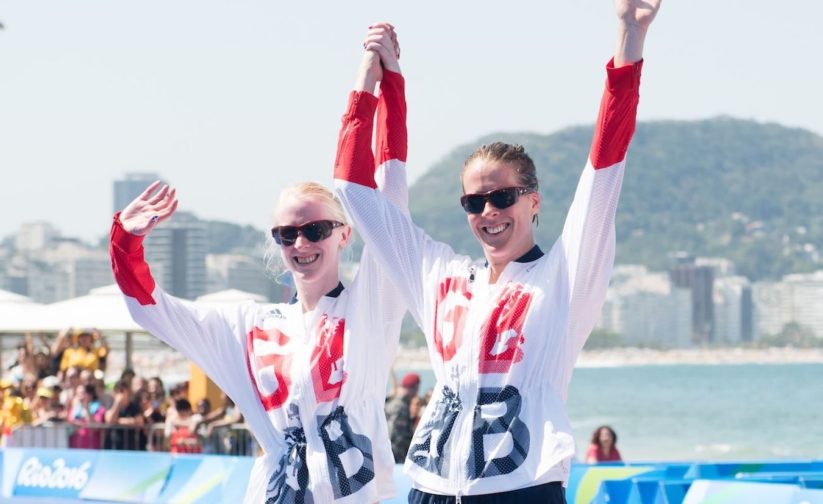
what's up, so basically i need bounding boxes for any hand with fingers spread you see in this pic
[119,181,179,236]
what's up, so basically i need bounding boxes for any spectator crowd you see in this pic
[1,328,249,455]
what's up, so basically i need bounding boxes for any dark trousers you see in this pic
[409,481,565,503]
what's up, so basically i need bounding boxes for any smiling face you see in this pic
[273,194,350,291]
[462,159,540,269]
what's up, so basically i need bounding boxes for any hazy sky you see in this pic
[1,1,821,243]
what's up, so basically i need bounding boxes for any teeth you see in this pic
[295,254,319,265]
[485,224,508,235]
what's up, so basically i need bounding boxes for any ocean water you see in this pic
[408,363,823,462]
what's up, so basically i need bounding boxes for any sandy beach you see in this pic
[392,345,823,369]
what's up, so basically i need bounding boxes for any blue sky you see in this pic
[1,0,821,242]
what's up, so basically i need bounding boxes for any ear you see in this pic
[338,225,352,249]
[529,191,541,214]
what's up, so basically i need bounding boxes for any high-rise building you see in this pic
[754,271,823,339]
[207,253,271,300]
[144,211,207,300]
[24,241,112,303]
[713,276,754,344]
[670,261,715,344]
[599,265,692,347]
[113,172,164,213]
[16,222,59,254]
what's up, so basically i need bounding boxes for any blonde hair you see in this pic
[263,182,350,279]
[273,182,348,227]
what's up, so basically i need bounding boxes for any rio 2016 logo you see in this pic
[16,457,91,490]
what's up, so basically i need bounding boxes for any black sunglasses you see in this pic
[271,220,344,246]
[459,186,536,214]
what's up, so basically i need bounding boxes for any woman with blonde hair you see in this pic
[111,26,409,503]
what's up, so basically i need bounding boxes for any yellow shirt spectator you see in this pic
[59,330,108,371]
[60,346,107,371]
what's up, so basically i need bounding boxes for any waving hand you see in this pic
[119,181,178,236]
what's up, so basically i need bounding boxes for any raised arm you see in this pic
[335,24,454,326]
[110,184,252,398]
[340,25,412,362]
[562,0,661,354]
[355,23,408,212]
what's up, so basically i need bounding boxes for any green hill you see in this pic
[408,117,823,281]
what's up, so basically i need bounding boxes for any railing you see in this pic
[5,422,260,456]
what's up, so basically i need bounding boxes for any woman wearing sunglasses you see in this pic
[110,26,407,503]
[335,3,661,502]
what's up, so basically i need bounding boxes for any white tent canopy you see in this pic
[38,284,145,332]
[0,284,143,333]
[0,289,35,304]
[0,289,46,334]
[0,286,267,334]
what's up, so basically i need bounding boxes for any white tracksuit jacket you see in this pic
[334,59,643,496]
[110,71,410,504]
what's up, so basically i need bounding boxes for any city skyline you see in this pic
[1,1,822,243]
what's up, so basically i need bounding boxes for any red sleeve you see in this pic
[375,70,408,167]
[589,58,643,169]
[109,213,156,306]
[334,90,380,188]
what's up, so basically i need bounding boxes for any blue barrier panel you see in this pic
[79,451,171,502]
[4,451,823,503]
[659,479,692,504]
[214,456,255,503]
[684,461,823,480]
[567,465,656,504]
[11,448,98,500]
[158,454,252,503]
[629,479,663,504]
[801,476,823,489]
[683,479,802,504]
[592,479,633,504]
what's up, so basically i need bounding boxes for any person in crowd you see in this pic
[385,372,420,462]
[109,25,409,502]
[168,398,202,454]
[104,379,145,450]
[201,394,244,454]
[59,329,108,372]
[409,394,425,431]
[334,2,661,500]
[119,368,136,388]
[162,381,189,435]
[140,388,166,452]
[78,368,93,386]
[19,378,37,411]
[586,425,623,463]
[7,333,45,384]
[147,376,165,400]
[31,385,64,426]
[58,366,81,409]
[131,376,147,397]
[92,370,113,410]
[0,381,31,437]
[49,328,72,376]
[68,383,106,449]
